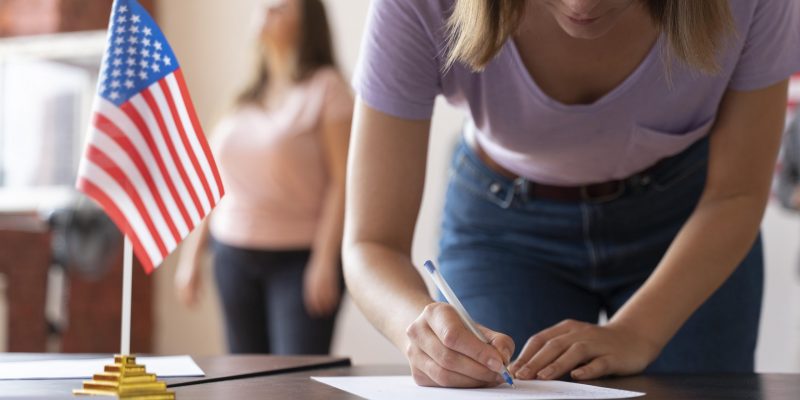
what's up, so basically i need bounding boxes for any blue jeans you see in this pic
[211,238,340,355]
[438,137,763,373]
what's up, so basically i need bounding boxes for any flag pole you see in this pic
[121,236,133,355]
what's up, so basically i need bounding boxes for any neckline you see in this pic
[505,32,664,113]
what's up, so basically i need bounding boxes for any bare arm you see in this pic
[611,80,788,350]
[511,80,789,381]
[343,100,514,388]
[303,115,351,317]
[343,100,434,345]
[174,215,211,307]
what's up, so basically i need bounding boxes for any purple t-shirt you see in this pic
[353,0,800,185]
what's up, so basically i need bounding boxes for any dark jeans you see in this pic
[438,137,763,373]
[211,239,340,355]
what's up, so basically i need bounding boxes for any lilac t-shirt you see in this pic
[353,0,800,185]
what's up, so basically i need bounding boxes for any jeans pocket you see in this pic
[448,150,516,209]
[651,157,707,192]
[621,118,714,192]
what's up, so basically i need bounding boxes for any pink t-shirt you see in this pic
[210,67,353,249]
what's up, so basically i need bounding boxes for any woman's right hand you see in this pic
[174,253,202,308]
[405,302,515,388]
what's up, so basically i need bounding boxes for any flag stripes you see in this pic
[139,88,204,223]
[122,98,195,233]
[88,125,179,250]
[173,69,224,202]
[78,68,223,273]
[93,113,181,244]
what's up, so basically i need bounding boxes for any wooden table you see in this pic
[1,355,798,399]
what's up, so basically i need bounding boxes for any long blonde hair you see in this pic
[446,0,734,74]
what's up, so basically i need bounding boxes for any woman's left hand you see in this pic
[508,319,662,381]
[303,259,342,317]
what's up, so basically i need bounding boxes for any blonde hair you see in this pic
[446,0,734,74]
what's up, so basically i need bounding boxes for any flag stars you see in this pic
[100,8,179,103]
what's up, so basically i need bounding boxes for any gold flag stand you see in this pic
[73,238,173,398]
[73,355,175,399]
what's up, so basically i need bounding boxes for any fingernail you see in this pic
[517,367,530,379]
[487,358,502,372]
[538,366,554,380]
[573,369,585,379]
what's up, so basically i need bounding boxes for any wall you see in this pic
[155,0,462,364]
[154,0,800,371]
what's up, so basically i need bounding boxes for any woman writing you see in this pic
[344,0,800,386]
[176,0,353,355]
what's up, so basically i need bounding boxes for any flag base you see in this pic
[73,355,176,399]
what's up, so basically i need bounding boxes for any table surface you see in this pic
[0,354,349,399]
[176,364,800,400]
[1,355,799,399]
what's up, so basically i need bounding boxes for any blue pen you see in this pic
[423,260,515,388]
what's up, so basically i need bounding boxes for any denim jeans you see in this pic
[211,238,340,355]
[438,137,762,373]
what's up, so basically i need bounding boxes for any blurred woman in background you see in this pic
[175,0,353,355]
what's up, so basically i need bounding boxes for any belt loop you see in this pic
[514,177,529,203]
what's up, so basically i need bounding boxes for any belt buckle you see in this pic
[580,182,625,203]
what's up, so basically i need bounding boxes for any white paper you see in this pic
[0,356,205,380]
[312,376,644,399]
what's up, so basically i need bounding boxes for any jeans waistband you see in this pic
[453,136,709,206]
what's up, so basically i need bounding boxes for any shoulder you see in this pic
[308,67,352,98]
[370,0,452,21]
[368,0,453,42]
[310,67,347,88]
[727,0,799,33]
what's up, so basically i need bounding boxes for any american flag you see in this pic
[76,0,224,273]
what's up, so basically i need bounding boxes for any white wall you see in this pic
[154,0,800,371]
[155,0,464,364]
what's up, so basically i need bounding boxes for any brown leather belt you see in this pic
[472,141,654,203]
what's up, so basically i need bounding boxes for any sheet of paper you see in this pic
[312,376,644,399]
[0,356,204,380]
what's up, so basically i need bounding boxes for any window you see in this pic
[0,31,104,189]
